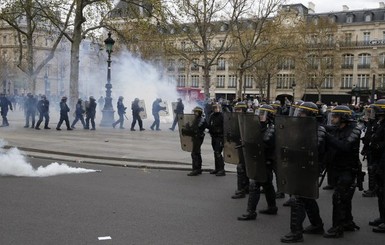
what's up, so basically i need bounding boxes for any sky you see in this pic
[289,0,383,13]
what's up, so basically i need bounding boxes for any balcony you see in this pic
[357,64,371,69]
[341,64,353,69]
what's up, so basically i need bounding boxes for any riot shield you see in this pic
[159,100,170,117]
[171,102,177,119]
[177,114,195,152]
[275,116,319,199]
[223,112,241,164]
[238,114,267,182]
[139,100,147,119]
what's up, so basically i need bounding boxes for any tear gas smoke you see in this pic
[81,51,200,123]
[0,140,100,177]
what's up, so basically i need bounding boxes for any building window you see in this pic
[346,15,354,23]
[276,74,295,89]
[344,33,352,45]
[323,55,334,69]
[244,75,253,88]
[217,58,226,70]
[322,75,333,89]
[307,55,318,69]
[228,75,237,88]
[278,58,295,70]
[365,14,372,22]
[178,59,185,71]
[379,53,385,68]
[358,53,371,69]
[307,75,317,89]
[217,75,225,88]
[341,74,353,89]
[177,75,186,87]
[363,32,371,44]
[379,74,385,88]
[342,54,354,69]
[191,58,199,71]
[191,75,199,87]
[3,35,7,44]
[167,59,175,71]
[357,74,370,88]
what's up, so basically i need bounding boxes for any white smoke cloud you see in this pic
[0,140,100,177]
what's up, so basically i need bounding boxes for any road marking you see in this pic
[98,236,112,241]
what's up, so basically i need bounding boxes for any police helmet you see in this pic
[271,100,281,109]
[373,99,385,116]
[119,96,124,100]
[41,95,46,99]
[212,103,222,112]
[192,106,203,115]
[89,96,95,101]
[294,101,319,117]
[331,105,353,122]
[233,101,247,112]
[62,96,67,101]
[257,104,276,122]
[289,100,304,116]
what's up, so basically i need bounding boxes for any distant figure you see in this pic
[71,98,86,129]
[56,96,72,131]
[169,98,184,131]
[0,93,13,127]
[35,95,50,130]
[24,93,37,128]
[130,98,145,131]
[85,96,97,130]
[150,98,166,131]
[98,96,104,110]
[112,96,126,129]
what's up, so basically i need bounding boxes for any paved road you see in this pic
[0,157,383,245]
[0,110,236,172]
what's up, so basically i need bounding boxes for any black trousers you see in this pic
[331,170,356,229]
[71,114,85,128]
[57,113,70,129]
[131,114,143,129]
[25,110,36,127]
[151,113,160,129]
[375,171,385,221]
[191,136,204,170]
[36,112,49,128]
[290,197,323,234]
[113,113,124,128]
[211,136,224,171]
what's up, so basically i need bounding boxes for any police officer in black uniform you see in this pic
[35,95,50,130]
[238,104,278,221]
[150,98,166,131]
[281,102,325,243]
[231,102,249,199]
[56,96,72,130]
[85,96,97,130]
[130,98,145,131]
[368,99,385,233]
[183,106,207,176]
[207,103,225,176]
[71,98,86,129]
[169,98,184,131]
[0,93,13,127]
[323,105,361,238]
[112,96,126,129]
[24,93,37,128]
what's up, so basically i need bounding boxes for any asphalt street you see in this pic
[0,157,383,245]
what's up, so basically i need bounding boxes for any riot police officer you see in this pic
[169,98,184,131]
[281,102,325,243]
[231,101,249,199]
[24,93,37,128]
[35,95,50,130]
[150,98,166,131]
[207,103,225,176]
[56,96,72,130]
[0,93,13,127]
[183,106,207,176]
[238,104,278,221]
[130,98,145,131]
[85,96,97,130]
[323,105,361,238]
[71,98,86,129]
[112,96,126,129]
[368,99,385,233]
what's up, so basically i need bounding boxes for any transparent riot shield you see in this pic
[177,114,195,152]
[275,116,319,199]
[238,114,267,182]
[159,100,170,117]
[171,102,177,119]
[223,112,241,164]
[139,100,147,119]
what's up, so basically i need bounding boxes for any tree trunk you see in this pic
[203,67,210,100]
[237,69,244,99]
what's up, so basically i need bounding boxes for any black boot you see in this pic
[231,190,246,199]
[362,190,376,197]
[187,170,202,176]
[215,170,226,176]
[259,206,278,215]
[369,218,384,227]
[323,227,344,238]
[373,223,385,233]
[237,212,256,221]
[343,221,360,231]
[280,232,303,243]
[303,224,324,234]
[209,170,218,174]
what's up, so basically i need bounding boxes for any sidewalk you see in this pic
[0,110,236,172]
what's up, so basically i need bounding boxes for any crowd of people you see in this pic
[179,96,385,243]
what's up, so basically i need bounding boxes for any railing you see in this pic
[357,64,371,69]
[341,64,353,69]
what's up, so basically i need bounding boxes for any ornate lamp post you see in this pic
[100,32,116,127]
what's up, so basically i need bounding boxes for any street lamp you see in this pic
[44,72,50,97]
[291,81,296,102]
[100,32,116,127]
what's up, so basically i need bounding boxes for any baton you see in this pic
[318,168,327,187]
[124,114,129,120]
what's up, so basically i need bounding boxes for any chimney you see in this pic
[380,2,385,8]
[308,2,315,13]
[342,5,349,11]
